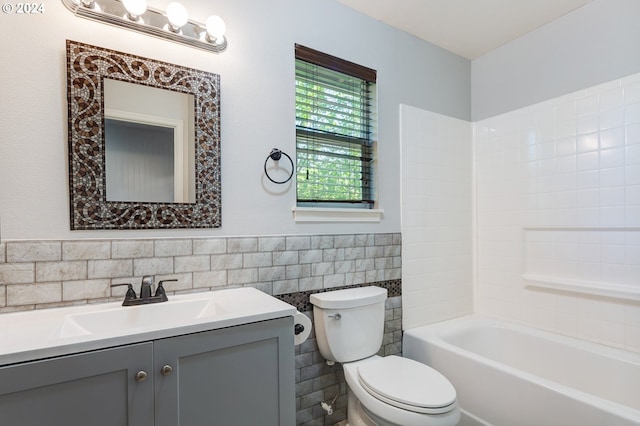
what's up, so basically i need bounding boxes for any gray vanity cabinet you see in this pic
[0,342,155,426]
[154,316,295,426]
[0,316,295,426]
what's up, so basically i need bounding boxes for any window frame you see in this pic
[294,44,380,217]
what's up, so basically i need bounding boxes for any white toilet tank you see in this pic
[310,286,387,363]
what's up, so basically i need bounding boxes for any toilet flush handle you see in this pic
[328,313,341,320]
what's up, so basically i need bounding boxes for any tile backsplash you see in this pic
[0,233,401,311]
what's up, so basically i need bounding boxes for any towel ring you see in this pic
[264,148,294,184]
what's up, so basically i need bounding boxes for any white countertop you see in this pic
[0,287,296,366]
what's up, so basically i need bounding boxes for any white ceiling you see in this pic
[334,0,594,59]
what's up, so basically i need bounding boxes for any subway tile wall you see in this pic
[0,234,400,310]
[475,73,640,352]
[0,233,402,426]
[400,104,474,329]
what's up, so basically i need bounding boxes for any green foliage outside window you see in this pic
[295,57,375,207]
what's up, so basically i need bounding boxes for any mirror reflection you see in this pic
[103,79,195,203]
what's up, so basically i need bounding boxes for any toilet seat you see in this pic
[357,356,457,415]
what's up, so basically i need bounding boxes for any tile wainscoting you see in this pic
[0,233,402,426]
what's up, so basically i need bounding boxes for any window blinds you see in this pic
[295,45,376,207]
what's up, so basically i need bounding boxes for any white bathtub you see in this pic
[403,315,640,426]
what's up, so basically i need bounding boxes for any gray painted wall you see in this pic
[0,0,470,240]
[471,0,640,121]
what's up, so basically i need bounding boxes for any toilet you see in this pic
[310,286,460,426]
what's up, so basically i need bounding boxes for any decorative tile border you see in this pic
[275,279,401,312]
[66,40,222,229]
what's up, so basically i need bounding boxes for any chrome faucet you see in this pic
[111,276,177,306]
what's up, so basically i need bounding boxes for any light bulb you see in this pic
[122,0,146,20]
[205,15,226,44]
[166,2,188,32]
[80,0,100,10]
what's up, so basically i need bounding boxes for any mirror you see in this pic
[104,79,195,203]
[66,40,221,229]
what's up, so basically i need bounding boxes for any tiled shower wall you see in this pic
[400,104,474,329]
[0,232,402,426]
[475,72,640,352]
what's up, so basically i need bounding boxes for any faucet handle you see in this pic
[155,279,177,302]
[157,279,177,288]
[111,283,137,301]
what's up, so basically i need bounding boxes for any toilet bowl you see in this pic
[343,355,460,426]
[310,286,460,426]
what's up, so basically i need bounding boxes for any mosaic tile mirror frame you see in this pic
[66,40,222,230]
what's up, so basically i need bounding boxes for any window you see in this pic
[295,44,377,209]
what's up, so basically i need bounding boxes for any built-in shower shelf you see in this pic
[522,226,640,302]
[522,274,640,302]
[522,226,640,231]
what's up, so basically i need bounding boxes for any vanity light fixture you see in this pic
[62,0,227,53]
[165,2,188,33]
[80,0,97,10]
[205,15,226,45]
[122,0,147,22]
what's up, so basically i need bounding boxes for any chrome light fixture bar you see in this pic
[61,0,227,53]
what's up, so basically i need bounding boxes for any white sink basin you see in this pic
[0,287,296,366]
[59,297,228,337]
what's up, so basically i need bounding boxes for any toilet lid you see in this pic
[357,356,457,415]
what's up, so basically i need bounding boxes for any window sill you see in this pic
[292,207,384,223]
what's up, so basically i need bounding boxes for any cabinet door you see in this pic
[154,317,295,426]
[0,342,154,426]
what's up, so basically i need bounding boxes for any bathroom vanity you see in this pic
[0,288,296,426]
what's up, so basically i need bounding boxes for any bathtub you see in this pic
[403,315,640,426]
